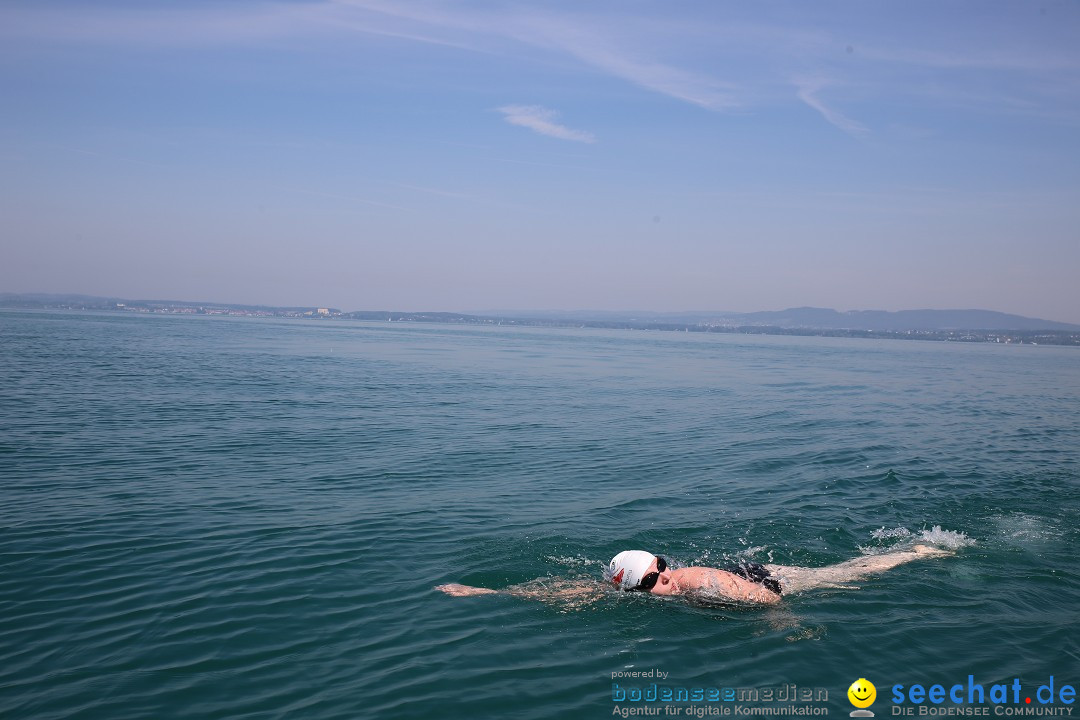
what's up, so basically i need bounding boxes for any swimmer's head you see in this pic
[606,550,657,591]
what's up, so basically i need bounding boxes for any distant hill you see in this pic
[722,307,1080,332]
[477,306,1080,331]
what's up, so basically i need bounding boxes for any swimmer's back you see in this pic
[670,567,782,604]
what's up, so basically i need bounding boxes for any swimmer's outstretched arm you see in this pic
[764,544,954,594]
[436,579,604,604]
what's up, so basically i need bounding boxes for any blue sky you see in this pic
[2,1,1078,321]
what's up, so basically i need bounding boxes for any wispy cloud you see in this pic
[794,78,868,137]
[513,15,741,111]
[497,105,595,143]
[332,2,742,111]
[6,0,1078,129]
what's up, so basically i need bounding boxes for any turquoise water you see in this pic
[1,310,1078,719]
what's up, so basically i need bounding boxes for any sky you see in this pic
[1,1,1079,322]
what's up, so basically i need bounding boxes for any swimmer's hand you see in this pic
[436,583,499,597]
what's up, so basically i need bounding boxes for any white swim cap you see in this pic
[607,550,656,590]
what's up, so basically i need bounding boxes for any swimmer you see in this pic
[436,545,952,606]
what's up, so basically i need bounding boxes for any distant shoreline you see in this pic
[3,294,1078,346]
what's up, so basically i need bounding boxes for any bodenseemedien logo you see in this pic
[848,678,877,717]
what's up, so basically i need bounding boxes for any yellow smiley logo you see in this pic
[848,678,877,709]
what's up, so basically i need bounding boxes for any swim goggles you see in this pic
[636,557,668,591]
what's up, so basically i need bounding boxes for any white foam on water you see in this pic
[990,513,1062,548]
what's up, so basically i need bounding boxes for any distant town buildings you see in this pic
[105,302,343,319]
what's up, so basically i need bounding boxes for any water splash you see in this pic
[859,525,912,554]
[917,525,975,550]
[737,545,769,559]
[861,524,973,554]
[871,526,912,541]
[544,554,595,568]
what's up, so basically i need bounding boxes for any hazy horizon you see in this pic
[3,2,1079,323]
[7,291,1080,328]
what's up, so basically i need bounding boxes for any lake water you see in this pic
[1,310,1078,719]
